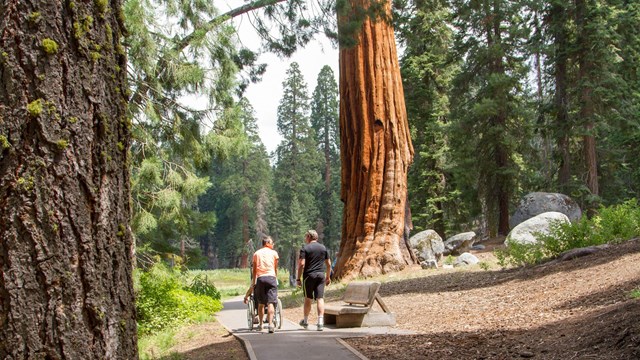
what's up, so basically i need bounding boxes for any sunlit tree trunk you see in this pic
[0,0,137,358]
[335,0,415,280]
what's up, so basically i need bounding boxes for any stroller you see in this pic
[246,289,283,331]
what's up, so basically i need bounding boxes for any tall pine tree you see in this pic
[449,0,531,235]
[310,65,341,251]
[273,62,322,280]
[399,0,458,238]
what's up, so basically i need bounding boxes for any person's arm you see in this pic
[274,256,279,279]
[243,284,253,304]
[324,258,332,285]
[296,258,305,287]
[296,247,305,287]
[252,255,258,286]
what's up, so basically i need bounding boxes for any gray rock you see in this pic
[506,211,570,246]
[510,192,582,229]
[444,231,476,255]
[410,230,445,265]
[454,252,479,266]
[471,244,486,251]
[420,260,438,269]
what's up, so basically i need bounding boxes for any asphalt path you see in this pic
[216,296,412,360]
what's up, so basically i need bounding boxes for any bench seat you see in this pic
[323,281,396,328]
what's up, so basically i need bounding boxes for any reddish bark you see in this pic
[335,0,415,280]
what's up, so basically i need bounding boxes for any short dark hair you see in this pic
[262,236,273,246]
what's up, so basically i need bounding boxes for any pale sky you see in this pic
[225,2,339,154]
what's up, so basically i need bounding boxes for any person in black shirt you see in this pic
[296,230,331,331]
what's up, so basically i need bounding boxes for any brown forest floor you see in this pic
[341,237,640,360]
[176,238,640,360]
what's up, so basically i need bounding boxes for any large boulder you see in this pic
[510,192,581,229]
[506,211,570,246]
[444,231,476,255]
[410,230,445,267]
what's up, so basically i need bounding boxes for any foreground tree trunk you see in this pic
[335,0,415,280]
[0,1,137,358]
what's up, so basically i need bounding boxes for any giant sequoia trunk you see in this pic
[0,1,137,358]
[334,0,415,280]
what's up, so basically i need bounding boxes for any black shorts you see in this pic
[255,276,278,305]
[302,272,325,300]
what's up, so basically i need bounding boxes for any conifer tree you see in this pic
[310,65,342,251]
[335,0,416,279]
[199,99,271,268]
[273,62,322,276]
[448,0,530,236]
[124,0,250,261]
[0,0,137,356]
[399,0,458,237]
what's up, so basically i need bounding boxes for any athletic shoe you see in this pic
[299,319,308,329]
[317,323,324,331]
[268,325,275,333]
[256,324,263,331]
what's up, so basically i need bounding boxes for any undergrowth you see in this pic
[496,199,640,267]
[135,263,222,337]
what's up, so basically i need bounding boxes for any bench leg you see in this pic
[324,313,337,325]
[335,314,365,328]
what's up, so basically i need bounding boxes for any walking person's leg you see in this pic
[300,276,313,328]
[257,304,265,330]
[255,277,266,330]
[315,273,326,331]
[267,303,274,330]
[317,298,324,322]
[266,276,278,333]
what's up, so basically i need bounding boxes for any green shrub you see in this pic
[443,255,455,265]
[631,288,640,299]
[187,273,221,300]
[593,199,640,244]
[495,241,548,267]
[135,263,222,336]
[478,261,491,271]
[497,199,640,267]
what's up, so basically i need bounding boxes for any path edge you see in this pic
[216,318,257,360]
[336,337,369,360]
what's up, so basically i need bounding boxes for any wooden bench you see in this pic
[324,281,396,328]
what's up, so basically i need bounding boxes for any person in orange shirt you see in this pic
[251,236,279,333]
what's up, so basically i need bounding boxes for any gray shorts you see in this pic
[255,276,278,305]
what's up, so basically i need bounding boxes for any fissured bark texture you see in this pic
[335,0,415,280]
[0,0,137,358]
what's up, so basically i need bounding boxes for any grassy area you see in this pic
[138,325,182,360]
[186,268,293,300]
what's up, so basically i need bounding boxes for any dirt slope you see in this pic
[344,238,640,359]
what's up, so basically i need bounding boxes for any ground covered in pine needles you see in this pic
[175,238,639,360]
[342,237,640,359]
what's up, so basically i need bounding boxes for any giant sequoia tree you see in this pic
[0,0,137,358]
[334,0,416,279]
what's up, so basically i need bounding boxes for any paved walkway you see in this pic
[216,296,412,360]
